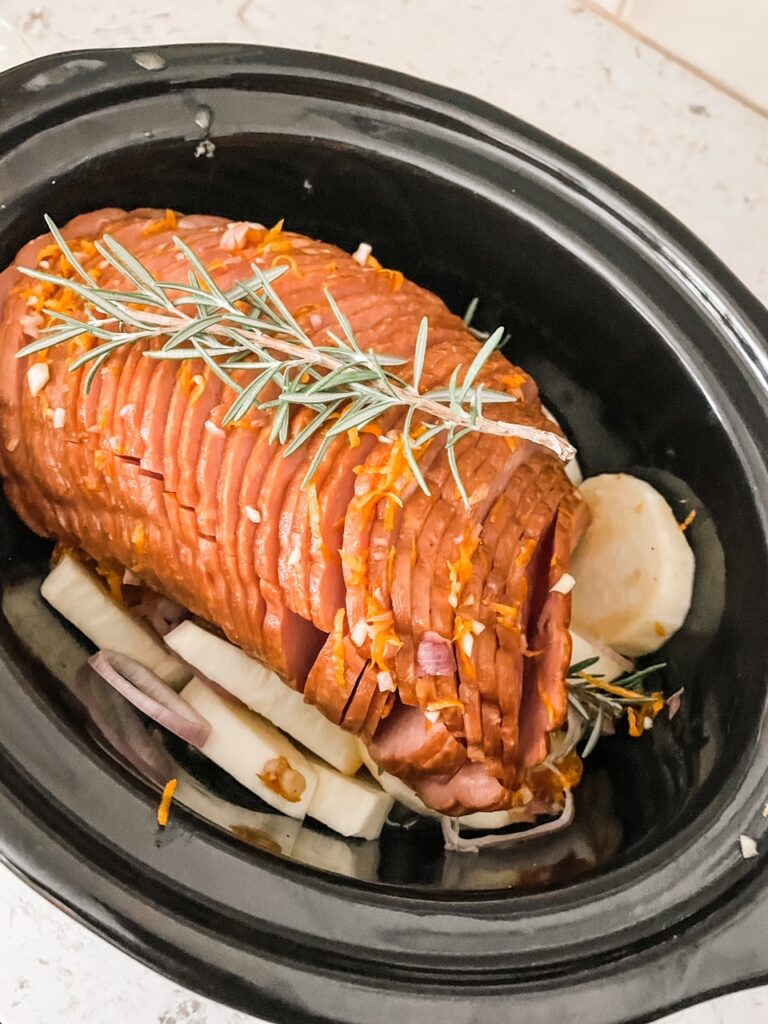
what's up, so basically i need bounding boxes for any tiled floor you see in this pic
[588,0,768,114]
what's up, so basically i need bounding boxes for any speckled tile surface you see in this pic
[0,2,767,1022]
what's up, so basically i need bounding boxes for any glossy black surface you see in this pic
[1,44,768,1024]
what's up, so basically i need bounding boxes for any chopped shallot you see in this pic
[204,419,225,438]
[550,572,576,595]
[20,312,43,338]
[27,363,50,396]
[245,505,261,523]
[352,242,372,266]
[221,221,250,251]
[52,408,66,429]
[739,834,758,859]
[351,619,369,647]
[377,671,395,693]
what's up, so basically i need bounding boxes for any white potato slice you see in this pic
[305,754,394,840]
[41,554,189,689]
[180,677,316,819]
[166,621,361,775]
[571,474,695,657]
[569,628,634,683]
[356,741,524,831]
[542,404,582,485]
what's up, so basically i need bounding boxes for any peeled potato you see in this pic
[42,554,189,689]
[181,678,317,819]
[570,474,695,657]
[166,621,361,775]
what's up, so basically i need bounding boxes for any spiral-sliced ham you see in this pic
[0,207,585,815]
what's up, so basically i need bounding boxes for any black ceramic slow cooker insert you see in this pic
[1,44,768,1024]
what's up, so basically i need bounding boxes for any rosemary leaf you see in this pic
[16,216,573,501]
[412,316,428,393]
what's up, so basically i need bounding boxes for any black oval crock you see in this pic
[1,44,768,1024]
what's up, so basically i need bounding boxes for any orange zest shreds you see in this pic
[324,260,339,273]
[627,708,645,738]
[578,672,666,714]
[333,607,346,688]
[488,497,504,525]
[47,287,77,314]
[340,549,367,587]
[36,242,64,263]
[307,483,332,559]
[68,333,92,355]
[502,372,527,391]
[265,218,285,243]
[131,522,147,553]
[353,436,421,521]
[452,614,477,677]
[360,422,381,437]
[347,427,361,449]
[96,563,123,604]
[93,449,109,472]
[177,361,192,391]
[365,592,403,672]
[523,648,543,658]
[446,531,480,609]
[426,698,465,714]
[244,225,267,247]
[383,496,398,533]
[206,258,227,272]
[189,374,206,403]
[515,537,536,567]
[143,209,178,237]
[552,750,583,789]
[654,622,667,638]
[293,304,317,320]
[679,509,697,532]
[366,254,382,270]
[505,437,519,453]
[378,268,404,291]
[271,254,301,275]
[262,238,292,256]
[157,778,178,827]
[387,545,397,590]
[492,601,520,630]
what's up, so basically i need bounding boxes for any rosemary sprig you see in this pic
[16,217,574,500]
[566,657,669,757]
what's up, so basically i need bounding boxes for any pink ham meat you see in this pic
[0,208,586,816]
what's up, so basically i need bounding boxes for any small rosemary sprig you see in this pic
[16,216,573,501]
[566,657,670,757]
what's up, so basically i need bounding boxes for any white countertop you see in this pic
[1,2,767,1022]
